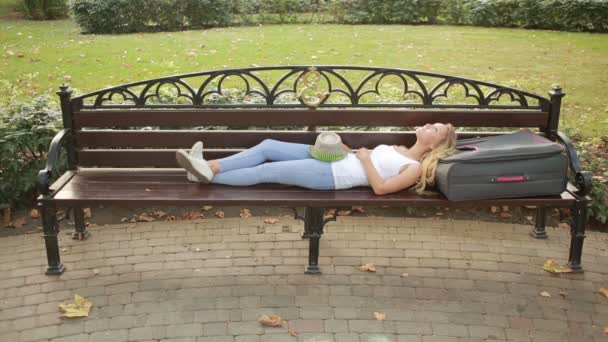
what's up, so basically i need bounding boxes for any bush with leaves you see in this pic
[18,0,67,20]
[69,0,234,34]
[0,96,62,212]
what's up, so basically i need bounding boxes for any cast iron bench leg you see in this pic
[567,199,589,272]
[71,207,90,240]
[304,207,326,274]
[40,202,65,275]
[530,207,548,239]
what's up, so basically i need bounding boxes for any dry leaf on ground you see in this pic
[240,209,252,218]
[539,291,551,298]
[58,294,93,318]
[144,188,151,192]
[543,259,572,274]
[120,217,129,223]
[153,210,167,218]
[360,263,377,272]
[501,206,509,212]
[30,209,40,219]
[599,288,608,299]
[337,210,352,216]
[373,312,386,321]
[323,209,336,220]
[604,326,608,336]
[559,291,568,298]
[558,222,570,229]
[490,206,498,213]
[83,208,92,219]
[201,206,213,211]
[257,314,284,327]
[352,206,365,213]
[3,208,12,226]
[183,211,202,220]
[264,218,279,224]
[499,212,512,218]
[137,214,154,222]
[288,328,298,337]
[215,211,225,218]
[92,269,100,275]
[401,273,409,277]
[12,217,26,228]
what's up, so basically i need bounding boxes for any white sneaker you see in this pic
[176,149,213,183]
[186,141,204,182]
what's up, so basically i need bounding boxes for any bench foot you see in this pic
[40,201,65,276]
[305,264,321,274]
[530,207,548,239]
[45,264,66,275]
[567,199,589,272]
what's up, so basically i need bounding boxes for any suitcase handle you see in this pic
[457,145,480,151]
[493,176,528,183]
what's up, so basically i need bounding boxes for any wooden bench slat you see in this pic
[74,109,549,128]
[76,130,506,149]
[53,170,575,207]
[78,149,241,167]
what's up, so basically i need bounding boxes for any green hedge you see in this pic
[18,0,67,20]
[0,97,62,211]
[68,0,235,34]
[69,0,608,33]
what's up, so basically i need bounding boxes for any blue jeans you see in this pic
[211,139,336,190]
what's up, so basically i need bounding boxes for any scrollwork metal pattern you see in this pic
[75,66,550,110]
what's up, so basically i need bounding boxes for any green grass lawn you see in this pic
[1,18,607,137]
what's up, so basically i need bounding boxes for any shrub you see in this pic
[575,135,608,224]
[0,97,62,211]
[69,0,234,34]
[18,0,67,20]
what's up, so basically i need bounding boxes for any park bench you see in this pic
[37,65,592,275]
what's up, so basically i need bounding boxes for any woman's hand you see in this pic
[355,147,371,161]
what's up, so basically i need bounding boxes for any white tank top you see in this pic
[331,144,420,190]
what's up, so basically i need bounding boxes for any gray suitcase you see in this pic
[435,130,568,201]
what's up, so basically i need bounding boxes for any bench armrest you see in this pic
[37,129,71,196]
[554,131,593,197]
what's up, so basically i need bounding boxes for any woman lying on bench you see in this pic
[176,123,456,196]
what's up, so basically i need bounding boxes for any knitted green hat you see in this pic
[309,132,347,163]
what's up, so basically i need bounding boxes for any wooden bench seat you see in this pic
[52,169,577,208]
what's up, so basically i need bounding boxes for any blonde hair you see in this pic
[415,123,457,194]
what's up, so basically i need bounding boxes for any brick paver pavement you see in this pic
[1,215,607,341]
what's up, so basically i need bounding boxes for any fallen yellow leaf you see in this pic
[373,312,386,321]
[201,206,213,211]
[337,210,352,216]
[58,294,93,318]
[137,214,155,222]
[264,218,279,224]
[543,259,572,274]
[323,209,336,220]
[240,209,252,218]
[12,217,26,228]
[257,314,284,327]
[83,208,92,219]
[360,263,377,272]
[539,291,551,298]
[598,288,608,299]
[153,210,167,218]
[30,209,40,219]
[352,206,365,213]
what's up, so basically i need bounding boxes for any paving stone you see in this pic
[90,329,129,342]
[295,333,334,342]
